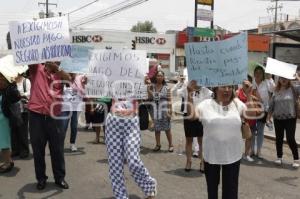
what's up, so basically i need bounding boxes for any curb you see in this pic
[264,133,300,147]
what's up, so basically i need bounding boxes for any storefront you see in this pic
[71,30,176,76]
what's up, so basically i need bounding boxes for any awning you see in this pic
[262,28,300,42]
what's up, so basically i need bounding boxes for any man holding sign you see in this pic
[27,61,71,190]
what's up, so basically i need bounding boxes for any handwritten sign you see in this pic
[9,17,71,65]
[185,32,248,87]
[265,57,297,79]
[85,49,148,99]
[60,45,93,73]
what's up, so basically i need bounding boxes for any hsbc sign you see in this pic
[135,36,166,45]
[72,35,103,43]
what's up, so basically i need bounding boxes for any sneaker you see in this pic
[245,155,254,162]
[146,178,157,199]
[292,160,300,168]
[274,158,283,165]
[70,144,77,152]
[192,151,199,158]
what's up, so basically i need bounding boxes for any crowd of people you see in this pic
[1,59,300,199]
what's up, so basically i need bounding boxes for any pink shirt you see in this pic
[28,64,63,116]
[71,74,86,97]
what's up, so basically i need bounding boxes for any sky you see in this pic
[0,0,300,49]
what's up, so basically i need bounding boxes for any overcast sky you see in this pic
[0,0,299,49]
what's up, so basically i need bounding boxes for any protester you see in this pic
[105,98,157,199]
[13,74,31,158]
[177,80,212,172]
[146,71,173,152]
[172,71,201,158]
[0,73,21,173]
[252,66,275,158]
[267,76,300,168]
[236,78,260,162]
[187,80,255,199]
[61,73,87,152]
[84,99,93,130]
[28,61,71,190]
[90,97,112,144]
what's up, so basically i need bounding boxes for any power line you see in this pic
[67,0,100,15]
[71,0,148,27]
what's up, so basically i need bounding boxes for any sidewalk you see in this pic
[264,120,300,147]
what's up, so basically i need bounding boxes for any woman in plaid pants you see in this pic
[105,99,157,199]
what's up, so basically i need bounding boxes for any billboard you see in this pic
[197,0,213,6]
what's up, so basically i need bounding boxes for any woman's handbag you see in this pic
[139,104,149,130]
[233,99,252,139]
[291,86,300,119]
[241,121,252,139]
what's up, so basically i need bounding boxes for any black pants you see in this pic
[11,112,29,155]
[274,118,299,160]
[29,111,66,182]
[204,160,240,199]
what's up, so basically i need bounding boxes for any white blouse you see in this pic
[252,79,275,110]
[196,98,246,165]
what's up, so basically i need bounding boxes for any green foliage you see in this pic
[130,21,157,33]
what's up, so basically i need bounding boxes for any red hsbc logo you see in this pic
[156,38,166,45]
[91,35,102,42]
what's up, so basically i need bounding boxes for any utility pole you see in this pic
[194,0,198,27]
[267,0,283,31]
[38,0,57,18]
[210,0,214,29]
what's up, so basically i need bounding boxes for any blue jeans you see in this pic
[252,120,265,154]
[61,111,79,144]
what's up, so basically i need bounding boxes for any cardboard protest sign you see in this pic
[60,45,93,73]
[185,32,248,87]
[85,49,148,99]
[265,57,297,79]
[9,17,71,65]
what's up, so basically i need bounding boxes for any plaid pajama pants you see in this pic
[105,114,157,199]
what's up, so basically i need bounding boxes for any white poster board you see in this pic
[85,49,148,99]
[9,17,71,65]
[265,57,297,79]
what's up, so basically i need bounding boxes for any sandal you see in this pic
[0,162,14,173]
[153,145,161,152]
[185,161,192,172]
[168,146,174,153]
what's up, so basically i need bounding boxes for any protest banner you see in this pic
[185,32,248,87]
[60,45,93,73]
[9,16,71,65]
[85,49,148,99]
[265,57,297,79]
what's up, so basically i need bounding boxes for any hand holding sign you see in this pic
[265,57,297,80]
[185,32,248,87]
[9,17,71,65]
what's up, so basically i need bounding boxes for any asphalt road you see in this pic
[0,115,300,199]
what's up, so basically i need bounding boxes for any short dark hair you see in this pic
[153,70,167,85]
[254,66,265,80]
[212,86,235,102]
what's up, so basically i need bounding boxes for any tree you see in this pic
[130,21,157,33]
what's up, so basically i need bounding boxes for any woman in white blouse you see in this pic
[252,66,275,158]
[187,80,254,199]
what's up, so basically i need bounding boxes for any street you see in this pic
[0,115,300,199]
